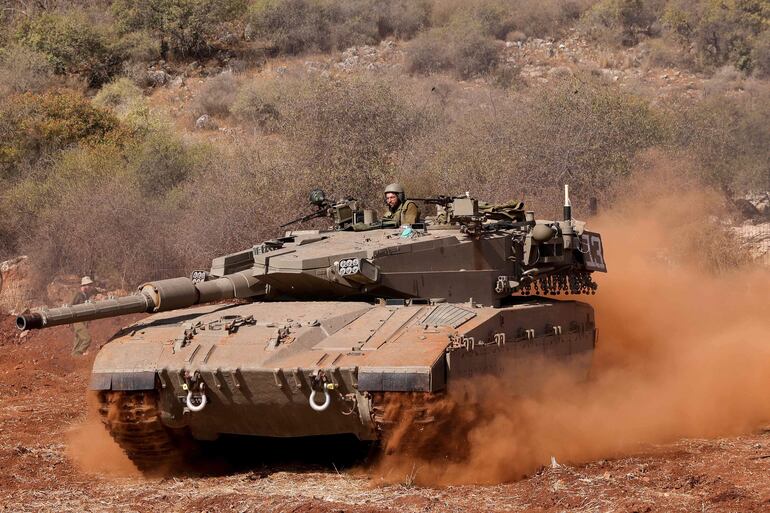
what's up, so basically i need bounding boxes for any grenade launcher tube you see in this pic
[16,271,261,331]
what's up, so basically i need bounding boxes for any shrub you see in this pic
[247,0,331,54]
[127,127,211,197]
[278,75,435,202]
[583,0,663,46]
[429,0,595,40]
[0,45,57,96]
[231,79,283,131]
[247,0,431,55]
[112,0,248,58]
[93,77,145,114]
[406,29,452,74]
[407,22,499,79]
[192,72,239,118]
[375,0,431,39]
[15,11,127,87]
[669,86,770,193]
[403,74,664,210]
[661,0,769,72]
[0,92,120,180]
[751,29,770,78]
[519,75,664,196]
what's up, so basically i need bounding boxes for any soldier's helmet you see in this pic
[81,276,94,286]
[384,183,406,204]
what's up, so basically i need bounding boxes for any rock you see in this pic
[732,222,770,261]
[195,114,218,130]
[0,256,33,315]
[744,192,770,216]
[169,76,186,89]
[275,66,288,76]
[146,69,170,87]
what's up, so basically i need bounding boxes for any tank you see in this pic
[17,186,607,472]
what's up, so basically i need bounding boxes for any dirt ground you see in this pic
[1,314,770,513]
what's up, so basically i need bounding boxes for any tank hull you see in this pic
[91,298,596,462]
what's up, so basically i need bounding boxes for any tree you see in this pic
[112,0,247,58]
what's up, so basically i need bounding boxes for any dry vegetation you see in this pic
[0,0,768,291]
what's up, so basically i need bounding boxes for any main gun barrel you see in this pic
[16,271,263,331]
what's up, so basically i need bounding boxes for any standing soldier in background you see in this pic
[71,276,95,356]
[382,183,421,226]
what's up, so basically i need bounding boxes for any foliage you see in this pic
[111,0,248,58]
[93,77,145,114]
[15,11,127,87]
[247,0,431,54]
[661,0,769,71]
[231,79,283,131]
[276,75,434,202]
[0,92,120,180]
[407,21,499,79]
[583,0,664,45]
[403,74,664,209]
[192,72,239,117]
[0,45,57,96]
[668,85,770,193]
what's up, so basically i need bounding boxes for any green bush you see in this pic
[15,11,127,87]
[662,0,769,72]
[0,92,120,180]
[93,78,145,114]
[112,0,248,58]
[127,127,211,197]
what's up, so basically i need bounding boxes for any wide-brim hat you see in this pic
[81,276,94,286]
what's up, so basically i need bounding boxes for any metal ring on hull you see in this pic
[186,383,207,412]
[309,388,331,412]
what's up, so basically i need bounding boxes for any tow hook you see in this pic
[183,375,207,412]
[309,370,335,412]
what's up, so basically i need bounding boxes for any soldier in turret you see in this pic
[382,183,421,226]
[71,276,95,356]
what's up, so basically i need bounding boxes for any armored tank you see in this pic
[17,187,606,472]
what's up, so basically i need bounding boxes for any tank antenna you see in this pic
[564,184,572,221]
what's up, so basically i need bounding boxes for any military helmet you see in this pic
[384,183,406,204]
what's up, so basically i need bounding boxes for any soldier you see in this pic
[382,183,421,226]
[71,276,96,356]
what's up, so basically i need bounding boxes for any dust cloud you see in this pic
[374,171,770,485]
[65,393,140,477]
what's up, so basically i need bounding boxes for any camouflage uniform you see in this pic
[382,199,421,226]
[71,289,93,356]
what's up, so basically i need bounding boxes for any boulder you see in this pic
[0,256,33,315]
[195,114,218,130]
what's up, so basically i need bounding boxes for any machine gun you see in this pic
[281,189,362,230]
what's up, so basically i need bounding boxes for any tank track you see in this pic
[371,392,461,457]
[97,390,182,474]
